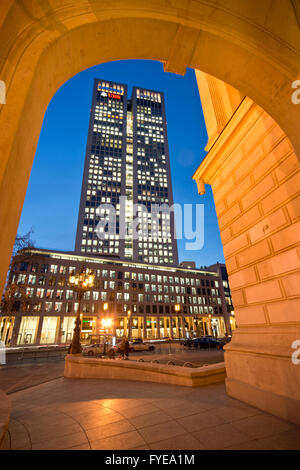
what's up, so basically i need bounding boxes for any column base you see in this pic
[224,325,300,425]
[226,376,300,426]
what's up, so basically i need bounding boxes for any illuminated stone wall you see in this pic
[194,87,300,424]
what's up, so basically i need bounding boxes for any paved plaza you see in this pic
[3,376,300,450]
[0,344,224,393]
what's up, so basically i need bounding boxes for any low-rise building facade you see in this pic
[0,248,234,346]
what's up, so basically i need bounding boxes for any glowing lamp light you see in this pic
[102,318,112,328]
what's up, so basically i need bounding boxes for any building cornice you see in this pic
[17,248,219,277]
[193,97,264,186]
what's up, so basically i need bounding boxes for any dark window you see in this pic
[41,264,48,273]
[38,276,46,286]
[20,262,28,272]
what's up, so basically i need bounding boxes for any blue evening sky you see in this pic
[17,60,225,268]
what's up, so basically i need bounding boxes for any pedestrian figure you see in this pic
[119,335,130,360]
[108,348,115,360]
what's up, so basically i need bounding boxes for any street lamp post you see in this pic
[127,310,131,341]
[174,304,181,338]
[101,318,112,356]
[208,314,213,336]
[68,265,95,355]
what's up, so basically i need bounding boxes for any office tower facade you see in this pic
[75,79,178,266]
[75,79,128,260]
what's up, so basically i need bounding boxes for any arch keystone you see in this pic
[163,24,200,75]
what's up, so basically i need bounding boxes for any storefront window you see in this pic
[40,316,59,344]
[17,316,39,345]
[61,317,76,343]
[0,317,15,345]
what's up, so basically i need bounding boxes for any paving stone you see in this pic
[78,412,124,429]
[87,419,134,441]
[91,430,145,450]
[138,420,187,444]
[257,429,300,450]
[150,433,205,450]
[32,431,88,450]
[193,423,252,450]
[177,410,227,432]
[65,443,91,450]
[129,410,173,429]
[117,403,160,419]
[222,439,269,450]
[29,422,83,444]
[212,403,262,423]
[231,414,296,440]
[4,378,300,450]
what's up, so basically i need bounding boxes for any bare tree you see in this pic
[0,282,33,321]
[12,228,35,257]
[1,229,36,321]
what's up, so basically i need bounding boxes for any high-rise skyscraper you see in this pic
[75,79,178,266]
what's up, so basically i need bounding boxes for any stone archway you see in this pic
[0,1,299,422]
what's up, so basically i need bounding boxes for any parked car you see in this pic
[82,343,106,356]
[222,335,232,344]
[196,337,224,349]
[161,336,171,341]
[129,340,155,352]
[183,336,224,350]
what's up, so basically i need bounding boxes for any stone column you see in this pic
[56,316,64,344]
[194,70,244,151]
[35,316,43,345]
[157,316,161,339]
[192,318,197,337]
[170,316,174,339]
[181,316,186,338]
[175,317,180,339]
[10,316,21,346]
[193,85,300,424]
